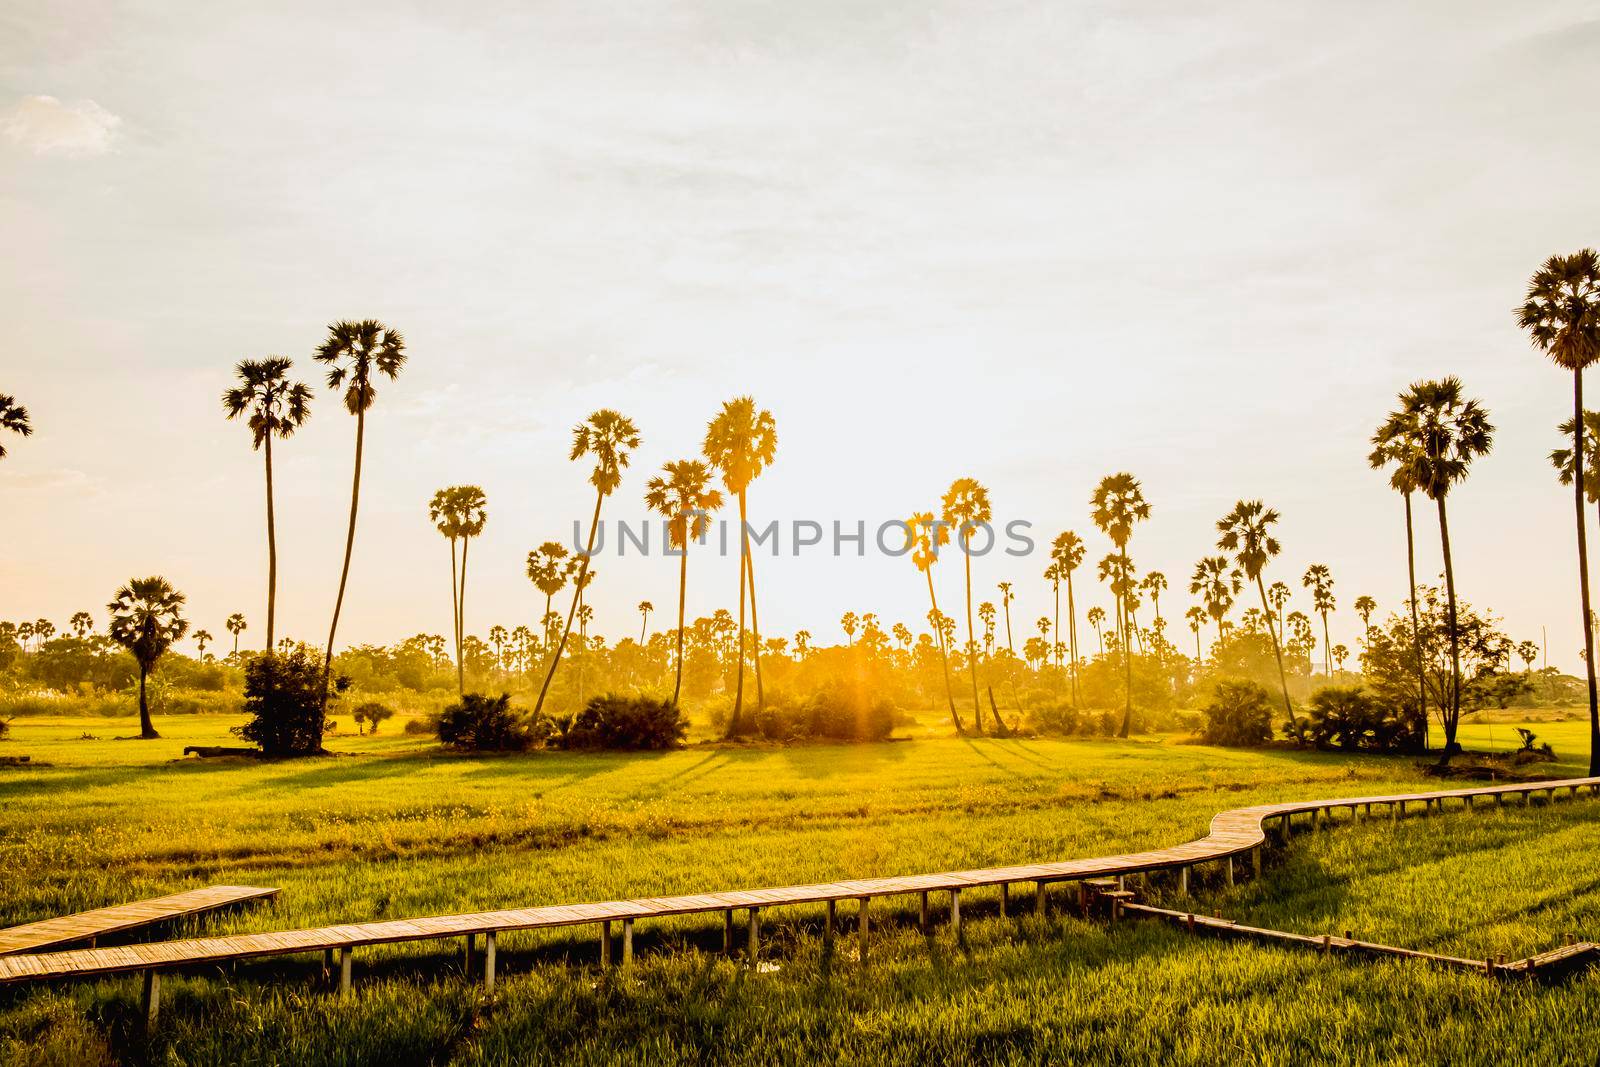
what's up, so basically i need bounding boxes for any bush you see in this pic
[1306,685,1420,752]
[437,693,531,752]
[402,715,435,736]
[1028,701,1082,737]
[1200,679,1274,747]
[233,646,343,756]
[555,694,686,751]
[352,701,396,735]
[798,680,895,742]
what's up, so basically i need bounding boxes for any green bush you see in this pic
[437,693,531,752]
[1199,679,1274,747]
[352,701,396,735]
[233,646,343,756]
[1028,701,1082,736]
[799,680,895,742]
[1306,685,1420,752]
[555,693,686,751]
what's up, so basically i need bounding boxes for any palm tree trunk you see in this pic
[1436,495,1463,763]
[457,534,470,695]
[927,571,962,733]
[1256,575,1293,719]
[1321,611,1331,676]
[534,491,603,718]
[233,631,239,657]
[1195,627,1202,664]
[137,665,157,738]
[447,535,460,695]
[1066,572,1080,706]
[322,402,366,707]
[1572,370,1600,776]
[963,542,982,734]
[744,524,765,712]
[727,492,750,737]
[1118,548,1133,738]
[1402,490,1427,751]
[264,433,278,652]
[673,543,688,706]
[639,611,648,645]
[1052,582,1061,670]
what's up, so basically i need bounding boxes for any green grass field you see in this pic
[2,711,1597,1065]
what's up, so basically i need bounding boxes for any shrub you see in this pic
[555,694,686,751]
[352,701,396,735]
[1028,701,1081,737]
[402,715,435,736]
[233,646,343,756]
[1199,679,1274,747]
[1306,685,1420,752]
[797,680,895,742]
[437,693,531,752]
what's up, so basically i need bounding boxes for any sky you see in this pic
[2,1,1598,669]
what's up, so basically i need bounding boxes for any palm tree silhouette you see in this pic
[525,541,574,649]
[703,397,777,735]
[638,601,653,643]
[1354,595,1377,634]
[841,611,859,646]
[0,394,32,459]
[1403,377,1493,761]
[942,478,992,734]
[1091,473,1150,738]
[429,486,487,695]
[997,581,1016,661]
[194,629,213,659]
[108,576,188,739]
[488,625,508,675]
[1087,606,1106,655]
[225,613,247,656]
[69,611,93,638]
[1217,500,1292,719]
[535,410,641,718]
[1184,605,1205,664]
[1370,407,1431,746]
[1523,251,1600,772]
[909,511,962,733]
[1189,555,1240,652]
[1050,531,1085,704]
[1267,581,1290,637]
[1302,563,1336,676]
[1141,572,1167,626]
[222,358,312,653]
[644,459,722,706]
[313,320,406,704]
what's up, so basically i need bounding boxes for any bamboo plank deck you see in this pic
[0,886,279,956]
[1,777,1595,989]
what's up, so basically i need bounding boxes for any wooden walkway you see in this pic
[0,886,279,956]
[1,776,1595,1026]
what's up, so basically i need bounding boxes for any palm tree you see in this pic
[1141,572,1167,625]
[1519,249,1600,774]
[997,581,1016,659]
[1354,595,1377,634]
[909,511,962,733]
[429,486,487,695]
[1051,531,1085,704]
[1302,563,1335,676]
[794,630,812,658]
[430,489,465,688]
[1189,555,1240,652]
[0,394,33,459]
[223,358,312,653]
[1267,581,1290,636]
[1217,501,1292,718]
[313,320,406,704]
[703,397,777,735]
[194,629,213,659]
[488,625,508,675]
[1332,643,1349,672]
[644,459,722,706]
[535,410,641,718]
[1087,606,1106,655]
[69,611,94,638]
[638,601,653,643]
[1403,377,1494,761]
[1091,473,1150,738]
[1370,409,1430,747]
[225,613,247,656]
[841,611,859,646]
[107,577,188,739]
[526,541,574,648]
[942,478,992,734]
[1184,605,1205,664]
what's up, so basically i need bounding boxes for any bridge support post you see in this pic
[1252,846,1262,878]
[339,947,352,997]
[918,892,929,935]
[999,883,1008,918]
[748,908,760,962]
[951,889,963,943]
[141,970,160,1033]
[1225,857,1234,888]
[1036,882,1046,915]
[465,933,475,976]
[723,910,733,955]
[601,921,612,967]
[1179,866,1189,895]
[826,899,837,957]
[484,931,497,991]
[858,898,869,967]
[622,919,633,968]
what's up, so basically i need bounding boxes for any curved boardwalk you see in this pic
[2,775,1596,1016]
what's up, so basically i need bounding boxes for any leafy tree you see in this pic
[223,358,312,651]
[313,320,406,707]
[942,477,993,733]
[235,645,341,755]
[1519,248,1600,774]
[107,576,188,739]
[438,692,531,752]
[1091,473,1150,738]
[0,394,32,459]
[536,410,641,718]
[352,701,395,735]
[644,459,722,706]
[703,397,777,733]
[1217,500,1293,719]
[909,511,961,733]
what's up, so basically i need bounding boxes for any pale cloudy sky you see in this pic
[2,1,1598,667]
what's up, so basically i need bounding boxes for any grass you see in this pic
[1,708,1597,1064]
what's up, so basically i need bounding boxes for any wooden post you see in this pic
[622,919,633,968]
[339,947,352,997]
[858,898,870,967]
[951,889,963,942]
[141,970,161,1033]
[1225,857,1234,888]
[999,883,1008,918]
[1252,846,1262,878]
[1282,815,1292,842]
[1179,866,1189,895]
[918,892,929,935]
[825,899,837,956]
[723,910,734,955]
[484,931,497,991]
[1036,881,1047,915]
[601,921,612,967]
[322,948,333,976]
[465,933,475,976]
[748,908,760,962]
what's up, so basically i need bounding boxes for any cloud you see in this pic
[2,95,121,157]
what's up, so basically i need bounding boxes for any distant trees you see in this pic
[1091,473,1150,738]
[644,459,722,706]
[0,394,31,459]
[1050,530,1085,703]
[222,358,313,651]
[313,320,407,706]
[1519,248,1600,775]
[909,511,961,733]
[107,576,189,739]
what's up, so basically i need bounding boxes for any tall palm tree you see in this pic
[313,320,406,704]
[1189,555,1240,652]
[1184,605,1206,664]
[1087,606,1107,655]
[1141,572,1167,625]
[225,613,247,656]
[1521,249,1600,774]
[526,541,574,649]
[1267,581,1290,636]
[429,486,487,695]
[535,410,641,718]
[1091,473,1150,738]
[1370,410,1430,747]
[841,611,859,646]
[909,511,962,733]
[1302,563,1336,676]
[638,601,653,643]
[1217,501,1292,718]
[644,459,722,706]
[69,611,94,638]
[1043,564,1063,667]
[703,397,777,735]
[997,581,1016,658]
[430,489,465,688]
[0,394,33,459]
[222,358,312,653]
[1051,531,1085,704]
[194,629,213,659]
[942,478,992,734]
[1354,595,1377,634]
[1403,377,1494,761]
[107,576,188,739]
